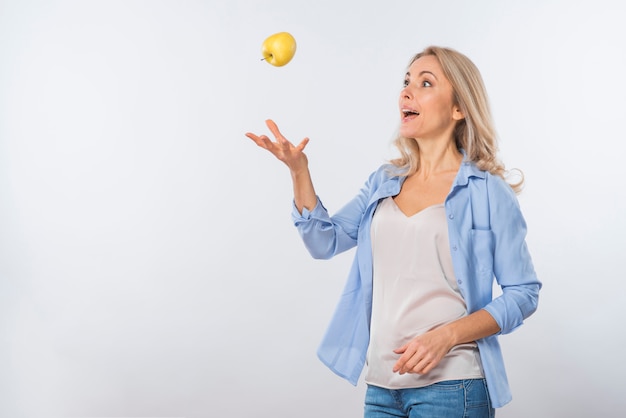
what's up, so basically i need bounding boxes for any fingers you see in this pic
[245,132,272,149]
[393,342,440,375]
[246,120,289,147]
[393,347,415,374]
[393,343,408,355]
[393,349,432,375]
[246,120,309,153]
[295,137,310,152]
[265,119,288,144]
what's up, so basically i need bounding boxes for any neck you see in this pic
[413,138,463,179]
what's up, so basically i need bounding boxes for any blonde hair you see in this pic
[391,46,523,193]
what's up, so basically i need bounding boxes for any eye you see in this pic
[422,80,432,87]
[403,78,410,87]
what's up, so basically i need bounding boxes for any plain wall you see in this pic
[1,0,624,417]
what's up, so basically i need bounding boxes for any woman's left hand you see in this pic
[393,309,500,375]
[392,327,455,375]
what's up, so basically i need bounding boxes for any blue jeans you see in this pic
[364,379,495,418]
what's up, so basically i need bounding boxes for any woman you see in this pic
[246,46,541,417]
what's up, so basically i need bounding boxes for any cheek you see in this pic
[431,98,457,119]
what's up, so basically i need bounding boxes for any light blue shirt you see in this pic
[291,159,541,408]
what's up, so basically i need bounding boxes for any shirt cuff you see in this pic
[291,196,327,221]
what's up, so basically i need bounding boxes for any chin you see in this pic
[398,128,417,140]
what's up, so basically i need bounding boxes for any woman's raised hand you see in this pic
[245,119,310,174]
[246,119,317,212]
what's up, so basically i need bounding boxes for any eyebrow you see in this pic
[405,70,438,80]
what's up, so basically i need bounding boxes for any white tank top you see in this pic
[365,197,483,389]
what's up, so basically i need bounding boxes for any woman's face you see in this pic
[398,55,464,142]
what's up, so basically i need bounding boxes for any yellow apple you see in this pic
[261,32,296,67]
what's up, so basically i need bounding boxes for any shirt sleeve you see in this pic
[482,175,542,335]
[291,169,380,260]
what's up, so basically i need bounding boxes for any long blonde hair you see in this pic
[391,46,523,193]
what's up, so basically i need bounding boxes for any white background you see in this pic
[1,1,624,417]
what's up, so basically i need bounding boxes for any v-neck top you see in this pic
[365,196,483,388]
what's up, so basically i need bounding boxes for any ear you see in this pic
[452,105,465,121]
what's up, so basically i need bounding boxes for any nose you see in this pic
[400,85,412,100]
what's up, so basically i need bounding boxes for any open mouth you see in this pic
[402,108,420,118]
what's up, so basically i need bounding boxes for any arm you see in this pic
[291,168,383,259]
[484,174,541,334]
[246,119,366,259]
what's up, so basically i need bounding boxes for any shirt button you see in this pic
[458,279,463,284]
[448,214,454,220]
[452,245,457,251]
